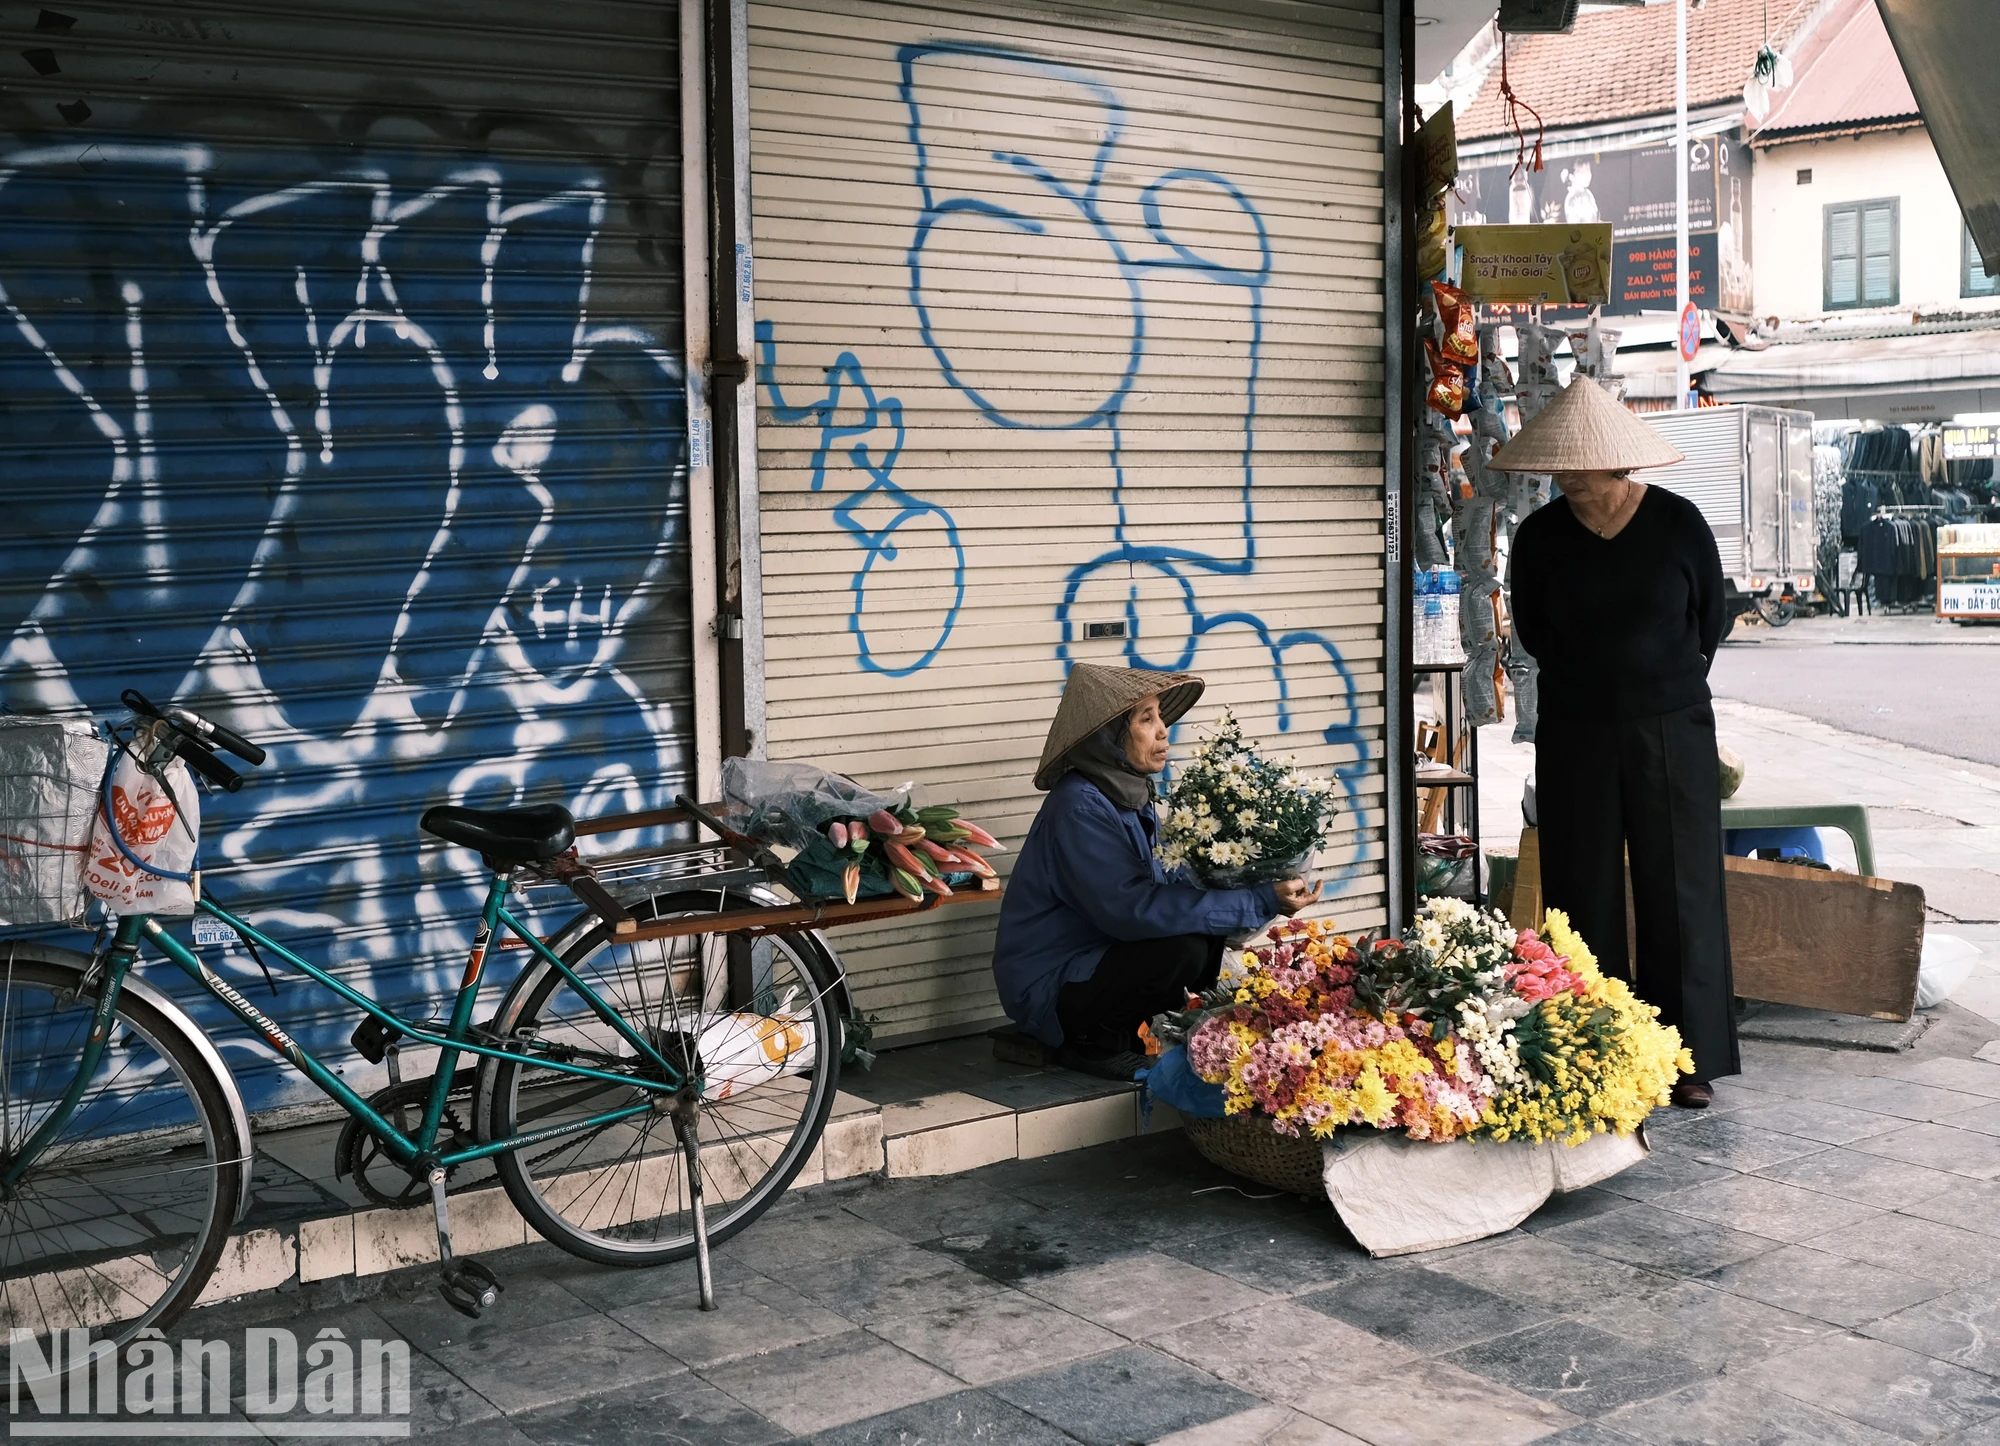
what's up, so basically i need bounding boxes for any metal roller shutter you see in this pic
[751,0,1389,1042]
[1,1,690,1111]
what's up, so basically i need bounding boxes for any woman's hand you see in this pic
[1273,877,1321,916]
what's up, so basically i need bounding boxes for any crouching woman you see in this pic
[992,665,1316,1080]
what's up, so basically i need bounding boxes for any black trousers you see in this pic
[1056,934,1226,1048]
[1535,703,1741,1082]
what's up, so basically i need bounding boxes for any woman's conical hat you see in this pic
[1032,665,1204,791]
[1487,377,1685,473]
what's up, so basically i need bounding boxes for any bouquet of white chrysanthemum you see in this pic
[1155,711,1338,887]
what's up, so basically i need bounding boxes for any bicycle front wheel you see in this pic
[0,950,246,1361]
[483,891,842,1267]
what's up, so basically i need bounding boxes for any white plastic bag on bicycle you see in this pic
[696,987,817,1100]
[83,749,199,915]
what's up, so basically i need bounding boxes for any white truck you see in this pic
[1642,405,1819,629]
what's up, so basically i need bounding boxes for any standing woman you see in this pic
[1495,378,1737,1107]
[992,665,1317,1079]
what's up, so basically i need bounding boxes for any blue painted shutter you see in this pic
[1,1,691,1112]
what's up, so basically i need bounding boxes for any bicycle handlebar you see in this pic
[174,735,244,794]
[121,688,268,766]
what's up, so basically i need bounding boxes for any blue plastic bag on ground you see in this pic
[1136,1045,1227,1122]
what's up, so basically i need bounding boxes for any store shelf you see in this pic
[1416,768,1476,787]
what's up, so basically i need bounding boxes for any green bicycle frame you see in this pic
[3,874,689,1188]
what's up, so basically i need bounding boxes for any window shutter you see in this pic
[1828,206,1859,306]
[1862,203,1896,303]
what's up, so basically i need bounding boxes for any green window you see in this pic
[1965,222,1998,298]
[1824,198,1898,309]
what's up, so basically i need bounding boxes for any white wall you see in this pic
[1753,126,1996,320]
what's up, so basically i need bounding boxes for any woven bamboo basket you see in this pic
[1181,1112,1327,1197]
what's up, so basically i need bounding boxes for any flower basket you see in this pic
[1181,1112,1329,1198]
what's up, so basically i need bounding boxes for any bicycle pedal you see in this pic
[438,1259,502,1318]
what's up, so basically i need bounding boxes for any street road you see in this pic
[1709,612,2000,767]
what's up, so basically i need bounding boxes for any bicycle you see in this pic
[0,691,855,1358]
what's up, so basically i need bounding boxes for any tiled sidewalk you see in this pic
[138,996,2000,1446]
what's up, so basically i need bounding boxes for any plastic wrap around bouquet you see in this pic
[1155,711,1338,888]
[1146,899,1694,1255]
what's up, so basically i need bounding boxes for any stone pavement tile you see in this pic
[1648,1117,1829,1173]
[1444,1318,1708,1419]
[834,1172,1051,1244]
[1942,1101,2000,1137]
[610,1273,856,1371]
[1292,1357,1582,1446]
[425,1312,682,1416]
[1298,1264,1557,1352]
[1863,1291,2000,1379]
[1705,1243,1945,1328]
[699,1330,961,1437]
[1577,1279,1840,1373]
[1543,1202,1782,1278]
[1721,1097,1909,1146]
[1150,1299,1415,1406]
[990,1345,1261,1446]
[1802,1211,2000,1286]
[866,1289,1125,1387]
[1877,1056,2000,1100]
[918,1216,1145,1286]
[1708,1076,1783,1108]
[1597,1374,1907,1446]
[714,1203,908,1274]
[1649,1172,1886,1244]
[1848,1122,2000,1179]
[1153,1404,1370,1445]
[543,1244,771,1313]
[367,1263,601,1351]
[805,1386,1082,1445]
[1786,1074,1993,1124]
[1519,1187,1635,1236]
[1898,1178,2000,1239]
[1740,1333,2000,1443]
[385,1421,540,1446]
[1019,1252,1269,1340]
[1936,1423,2000,1446]
[509,1376,789,1446]
[1420,1231,1669,1314]
[793,1242,1011,1325]
[1156,1213,1395,1295]
[1590,1149,1736,1203]
[1754,1146,1963,1207]
[1533,1426,1646,1446]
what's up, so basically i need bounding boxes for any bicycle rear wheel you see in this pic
[0,951,245,1361]
[483,891,842,1267]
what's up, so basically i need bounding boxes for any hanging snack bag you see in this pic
[1424,340,1468,418]
[1432,281,1479,367]
[83,746,200,914]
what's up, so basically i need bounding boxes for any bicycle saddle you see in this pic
[420,803,576,864]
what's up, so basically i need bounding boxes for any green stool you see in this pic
[1720,803,1875,878]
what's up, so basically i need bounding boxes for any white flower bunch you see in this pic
[1456,993,1531,1086]
[1155,710,1338,887]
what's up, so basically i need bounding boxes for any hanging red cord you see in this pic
[1499,34,1545,180]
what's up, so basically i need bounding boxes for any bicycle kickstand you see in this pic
[671,1090,717,1312]
[430,1168,503,1319]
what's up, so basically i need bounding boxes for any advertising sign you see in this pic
[1940,582,2000,617]
[1450,130,1752,317]
[1457,224,1613,304]
[1943,424,2000,460]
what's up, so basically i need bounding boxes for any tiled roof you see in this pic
[1458,0,1812,140]
[1751,0,1918,139]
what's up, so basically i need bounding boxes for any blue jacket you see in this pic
[992,772,1279,1046]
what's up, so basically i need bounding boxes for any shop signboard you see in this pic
[1450,130,1752,318]
[1457,224,1613,304]
[1940,581,2000,616]
[1943,424,2000,460]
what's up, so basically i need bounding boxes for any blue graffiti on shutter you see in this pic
[0,142,689,1104]
[758,44,1371,857]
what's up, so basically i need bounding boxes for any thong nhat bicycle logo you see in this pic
[9,1327,412,1438]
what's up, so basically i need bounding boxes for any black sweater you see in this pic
[1509,486,1726,720]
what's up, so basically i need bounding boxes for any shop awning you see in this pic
[1875,1,2000,275]
[1702,326,2000,421]
[1613,343,1729,401]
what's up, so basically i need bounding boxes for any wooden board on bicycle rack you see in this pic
[608,880,997,944]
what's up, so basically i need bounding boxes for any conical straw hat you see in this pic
[1033,665,1204,791]
[1487,377,1685,473]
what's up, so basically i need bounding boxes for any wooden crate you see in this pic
[1502,839,1924,1021]
[1723,855,1924,1022]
